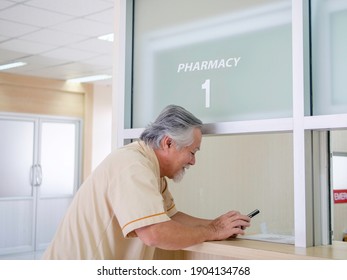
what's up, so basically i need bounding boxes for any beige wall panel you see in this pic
[170,133,294,237]
[0,84,84,117]
[0,73,91,118]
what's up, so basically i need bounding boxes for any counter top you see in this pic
[181,239,347,260]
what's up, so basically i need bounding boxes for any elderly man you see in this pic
[43,104,250,259]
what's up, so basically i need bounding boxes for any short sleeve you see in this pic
[108,160,172,238]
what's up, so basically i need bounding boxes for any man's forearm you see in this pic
[135,211,250,251]
[135,219,214,250]
[171,211,212,227]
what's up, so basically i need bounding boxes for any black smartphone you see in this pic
[247,209,260,218]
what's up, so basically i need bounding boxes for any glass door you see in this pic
[0,116,37,255]
[0,114,81,256]
[35,119,81,250]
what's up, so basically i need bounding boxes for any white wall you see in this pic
[92,84,113,170]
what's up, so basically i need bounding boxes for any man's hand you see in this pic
[207,211,251,240]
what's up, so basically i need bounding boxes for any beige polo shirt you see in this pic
[42,141,177,259]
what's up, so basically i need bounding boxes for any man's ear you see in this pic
[162,136,173,150]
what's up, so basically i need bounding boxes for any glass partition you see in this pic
[169,132,294,244]
[131,0,292,128]
[117,0,347,248]
[330,130,347,242]
[311,0,347,115]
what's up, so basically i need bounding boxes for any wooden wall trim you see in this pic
[0,72,91,93]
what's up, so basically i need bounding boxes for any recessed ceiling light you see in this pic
[98,33,114,42]
[0,61,27,71]
[67,74,112,83]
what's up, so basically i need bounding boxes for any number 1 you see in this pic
[201,79,210,108]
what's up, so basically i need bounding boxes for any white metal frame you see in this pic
[113,0,347,247]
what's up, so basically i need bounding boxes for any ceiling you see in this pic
[0,0,114,85]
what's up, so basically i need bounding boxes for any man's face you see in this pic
[169,128,202,182]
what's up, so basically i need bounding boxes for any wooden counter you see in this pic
[154,239,347,260]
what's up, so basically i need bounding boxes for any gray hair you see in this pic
[140,105,203,149]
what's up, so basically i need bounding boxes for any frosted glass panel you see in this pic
[0,199,33,252]
[311,1,347,115]
[36,197,72,248]
[0,119,34,197]
[132,0,292,127]
[40,122,76,197]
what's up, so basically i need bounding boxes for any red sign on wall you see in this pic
[333,189,347,204]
